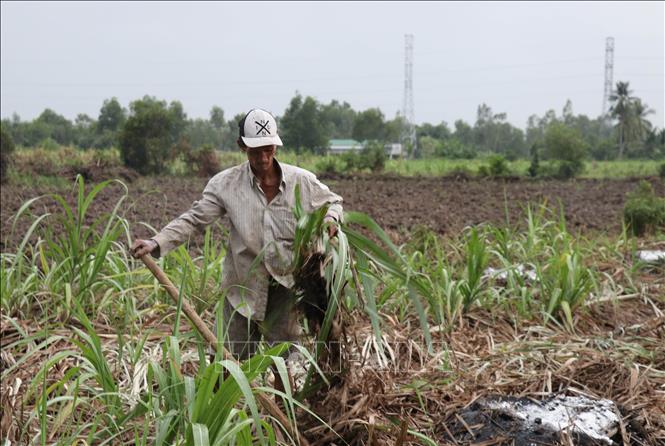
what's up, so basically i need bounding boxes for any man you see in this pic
[131,108,343,361]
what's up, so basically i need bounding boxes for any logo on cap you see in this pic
[255,120,271,136]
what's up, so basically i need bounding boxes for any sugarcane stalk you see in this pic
[141,254,310,446]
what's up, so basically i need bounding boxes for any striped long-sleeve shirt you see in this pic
[152,159,343,321]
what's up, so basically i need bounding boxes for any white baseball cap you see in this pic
[239,108,283,148]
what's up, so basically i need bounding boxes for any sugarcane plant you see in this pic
[289,185,436,398]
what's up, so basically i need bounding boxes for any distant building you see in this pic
[384,143,403,159]
[327,139,403,159]
[328,139,364,155]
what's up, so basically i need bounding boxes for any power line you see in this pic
[3,55,660,87]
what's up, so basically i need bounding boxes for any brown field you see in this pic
[2,174,663,251]
[1,172,664,444]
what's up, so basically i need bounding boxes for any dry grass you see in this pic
[298,283,664,445]
[2,288,663,445]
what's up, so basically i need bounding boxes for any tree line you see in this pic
[1,81,663,172]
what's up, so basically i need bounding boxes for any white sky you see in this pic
[1,1,663,130]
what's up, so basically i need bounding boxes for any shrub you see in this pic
[418,135,442,158]
[553,160,585,179]
[119,96,186,175]
[341,150,362,172]
[1,125,15,183]
[543,123,588,179]
[315,156,342,176]
[341,141,386,173]
[39,137,60,151]
[589,139,617,161]
[184,144,221,177]
[659,162,665,179]
[623,181,665,236]
[441,138,477,159]
[361,141,386,173]
[535,159,586,180]
[90,148,124,168]
[528,144,540,178]
[478,155,510,177]
[477,165,490,177]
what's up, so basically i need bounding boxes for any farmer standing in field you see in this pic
[130,108,343,361]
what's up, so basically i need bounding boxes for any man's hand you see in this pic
[323,216,338,238]
[130,239,158,259]
[327,224,338,238]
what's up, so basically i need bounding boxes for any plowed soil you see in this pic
[2,174,663,252]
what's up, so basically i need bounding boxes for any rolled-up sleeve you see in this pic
[305,174,344,223]
[152,179,225,256]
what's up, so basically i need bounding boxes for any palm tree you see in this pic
[608,81,633,159]
[627,99,654,144]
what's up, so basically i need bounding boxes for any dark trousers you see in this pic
[221,279,300,361]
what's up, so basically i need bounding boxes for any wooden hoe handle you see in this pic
[141,255,310,446]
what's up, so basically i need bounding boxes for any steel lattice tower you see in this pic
[402,34,416,157]
[602,37,615,118]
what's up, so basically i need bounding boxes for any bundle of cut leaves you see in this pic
[290,186,436,398]
[291,186,347,344]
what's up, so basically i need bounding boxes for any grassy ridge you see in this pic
[4,146,663,188]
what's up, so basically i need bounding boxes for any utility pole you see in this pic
[402,34,416,158]
[602,37,615,119]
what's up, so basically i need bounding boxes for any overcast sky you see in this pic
[1,1,663,130]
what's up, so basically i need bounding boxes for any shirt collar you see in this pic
[247,158,287,190]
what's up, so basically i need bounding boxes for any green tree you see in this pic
[528,101,614,161]
[95,98,126,149]
[441,138,477,159]
[416,120,450,157]
[74,113,97,149]
[166,100,187,140]
[472,103,526,157]
[98,98,126,133]
[384,114,407,144]
[453,119,474,147]
[496,123,526,159]
[1,114,27,146]
[609,81,634,159]
[543,123,588,178]
[208,106,231,149]
[1,124,15,183]
[609,82,656,159]
[352,108,385,142]
[35,108,74,145]
[562,99,574,125]
[626,99,654,156]
[528,143,540,177]
[119,96,187,174]
[417,121,451,141]
[642,128,665,159]
[220,112,245,151]
[526,109,558,148]
[184,118,223,149]
[280,93,330,153]
[568,113,609,157]
[321,100,356,139]
[418,135,442,158]
[24,120,51,146]
[361,140,387,172]
[210,106,226,130]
